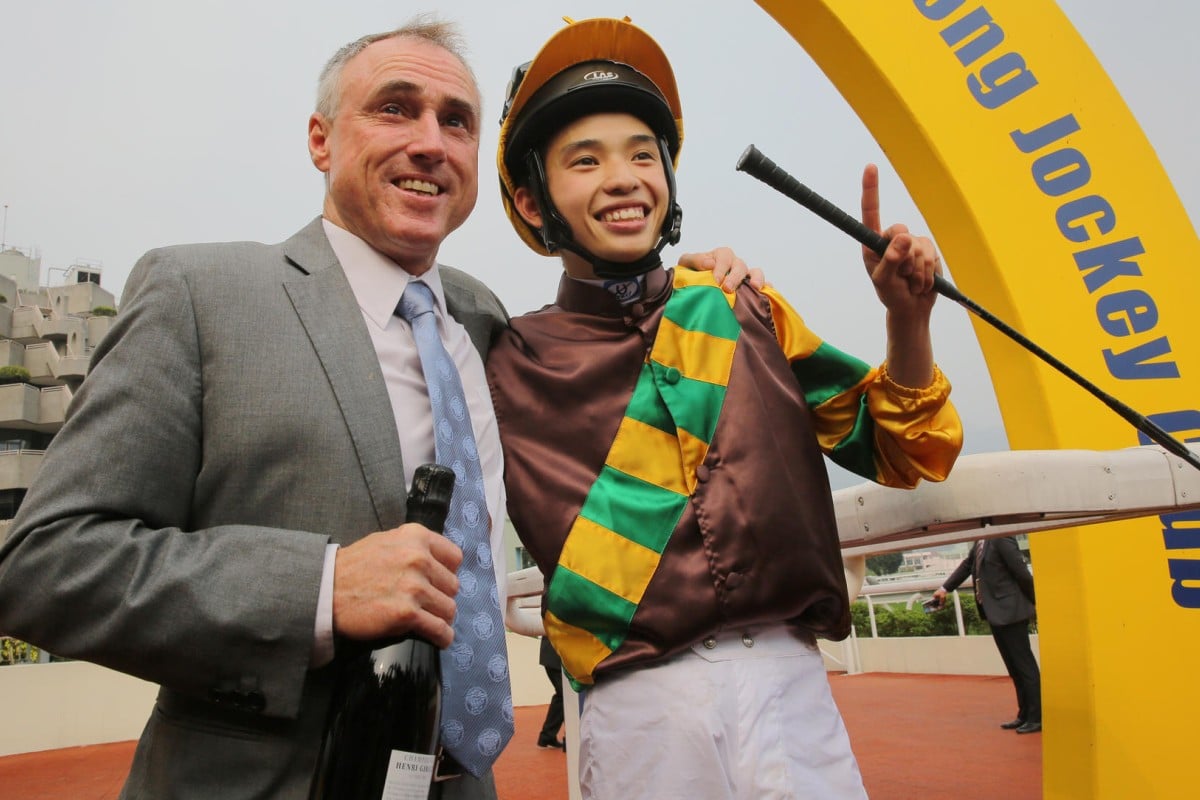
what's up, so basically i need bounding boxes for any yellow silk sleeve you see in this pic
[866,363,964,488]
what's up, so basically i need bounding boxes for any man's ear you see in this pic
[308,113,331,172]
[512,186,544,229]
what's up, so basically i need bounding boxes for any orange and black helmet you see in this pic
[497,17,684,277]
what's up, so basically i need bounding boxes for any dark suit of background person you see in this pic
[0,23,510,800]
[537,636,566,750]
[937,536,1042,733]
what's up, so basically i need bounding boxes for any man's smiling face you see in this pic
[308,35,481,274]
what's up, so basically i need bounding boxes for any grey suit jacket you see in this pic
[943,536,1036,626]
[0,218,509,798]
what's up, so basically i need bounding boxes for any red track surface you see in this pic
[0,673,1040,799]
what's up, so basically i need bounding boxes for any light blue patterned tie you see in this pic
[396,280,513,778]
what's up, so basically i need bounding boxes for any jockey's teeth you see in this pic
[603,208,645,222]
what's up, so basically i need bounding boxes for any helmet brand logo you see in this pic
[582,70,619,82]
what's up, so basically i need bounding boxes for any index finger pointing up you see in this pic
[861,163,881,234]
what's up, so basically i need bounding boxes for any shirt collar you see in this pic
[321,218,450,327]
[555,266,672,317]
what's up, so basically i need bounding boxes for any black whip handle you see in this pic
[735,144,1200,471]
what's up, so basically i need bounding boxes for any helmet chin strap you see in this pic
[559,237,670,279]
[522,136,683,280]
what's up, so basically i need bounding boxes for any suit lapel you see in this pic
[442,270,494,358]
[282,219,407,529]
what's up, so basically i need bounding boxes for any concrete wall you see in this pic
[0,631,554,757]
[0,661,157,756]
[820,633,1040,676]
[0,633,1033,757]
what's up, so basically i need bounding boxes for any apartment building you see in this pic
[0,250,115,520]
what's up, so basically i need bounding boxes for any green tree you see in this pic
[849,594,991,637]
[875,606,935,637]
[866,552,903,575]
[0,636,40,665]
[91,305,118,317]
[0,365,31,385]
[919,595,989,635]
[850,601,872,636]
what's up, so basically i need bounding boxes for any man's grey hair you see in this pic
[315,14,479,118]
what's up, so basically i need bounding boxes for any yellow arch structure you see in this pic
[753,1,1200,796]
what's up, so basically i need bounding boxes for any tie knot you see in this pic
[397,280,436,322]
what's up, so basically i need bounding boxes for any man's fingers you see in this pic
[332,525,465,643]
[679,247,761,293]
[719,256,752,291]
[703,247,738,288]
[677,251,714,272]
[427,531,464,583]
[408,608,456,650]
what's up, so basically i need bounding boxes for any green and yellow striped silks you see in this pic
[544,269,740,687]
[761,284,878,482]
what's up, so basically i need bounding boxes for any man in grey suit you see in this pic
[934,536,1042,734]
[0,16,754,799]
[0,17,506,800]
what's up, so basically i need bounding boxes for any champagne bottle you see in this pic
[310,463,456,800]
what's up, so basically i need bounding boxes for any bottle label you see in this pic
[380,750,435,799]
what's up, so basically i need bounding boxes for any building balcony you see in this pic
[31,318,76,342]
[47,282,116,317]
[0,449,45,491]
[22,343,87,387]
[0,383,70,432]
[6,307,47,345]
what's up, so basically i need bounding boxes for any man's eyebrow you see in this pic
[368,79,421,103]
[367,79,479,120]
[443,94,480,121]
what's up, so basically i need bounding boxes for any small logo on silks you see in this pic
[604,277,642,303]
[583,70,619,82]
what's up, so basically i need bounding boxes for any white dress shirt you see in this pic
[311,219,507,665]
